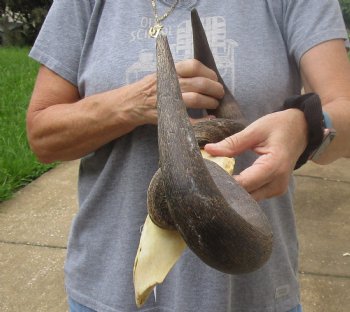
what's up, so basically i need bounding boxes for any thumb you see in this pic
[204,127,259,157]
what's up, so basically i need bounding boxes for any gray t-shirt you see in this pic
[30,0,348,311]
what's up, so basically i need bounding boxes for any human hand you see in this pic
[175,59,224,111]
[134,59,224,125]
[204,109,308,201]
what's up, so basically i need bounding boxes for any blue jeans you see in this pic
[288,304,303,312]
[68,297,302,312]
[68,297,97,312]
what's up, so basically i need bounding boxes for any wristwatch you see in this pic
[282,93,336,169]
[309,111,336,161]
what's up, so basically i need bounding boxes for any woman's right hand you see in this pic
[27,60,223,163]
[133,59,224,126]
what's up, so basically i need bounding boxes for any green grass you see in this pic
[0,47,56,202]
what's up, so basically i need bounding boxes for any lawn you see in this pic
[0,47,55,202]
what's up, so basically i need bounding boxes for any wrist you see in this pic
[288,108,308,153]
[128,74,158,126]
[110,76,157,128]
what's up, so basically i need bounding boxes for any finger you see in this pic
[235,152,292,197]
[175,59,218,81]
[182,92,220,110]
[179,77,224,99]
[204,127,261,158]
[250,177,290,201]
[234,154,275,193]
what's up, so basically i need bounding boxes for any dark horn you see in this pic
[153,34,273,274]
[191,9,247,126]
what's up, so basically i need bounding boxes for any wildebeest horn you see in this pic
[149,33,273,274]
[191,9,247,125]
[190,8,246,147]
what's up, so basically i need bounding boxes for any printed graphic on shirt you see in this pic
[160,0,199,9]
[275,284,290,299]
[126,15,238,92]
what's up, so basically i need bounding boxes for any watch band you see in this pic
[282,93,324,169]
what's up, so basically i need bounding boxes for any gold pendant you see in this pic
[149,23,163,38]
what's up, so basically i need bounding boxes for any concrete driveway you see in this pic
[0,159,349,311]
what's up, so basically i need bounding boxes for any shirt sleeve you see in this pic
[29,0,93,85]
[282,0,349,65]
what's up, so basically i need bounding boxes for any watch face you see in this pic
[310,128,336,161]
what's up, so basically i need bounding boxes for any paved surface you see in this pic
[0,159,349,312]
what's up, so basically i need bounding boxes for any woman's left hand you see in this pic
[204,109,308,201]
